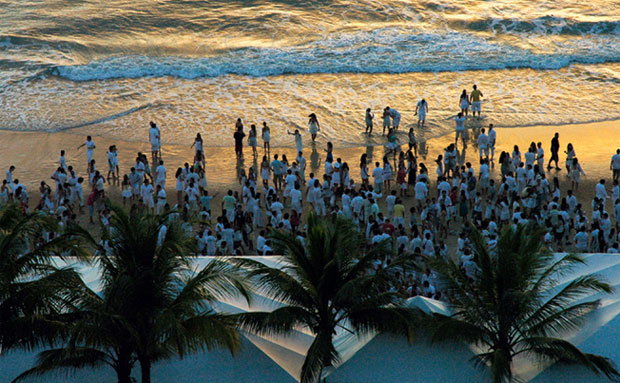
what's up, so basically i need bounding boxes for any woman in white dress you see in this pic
[308,113,320,142]
[565,143,576,177]
[191,133,204,155]
[261,122,271,152]
[175,167,185,206]
[571,157,586,190]
[459,89,469,116]
[248,124,258,157]
[121,174,132,206]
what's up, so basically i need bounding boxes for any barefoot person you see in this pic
[382,107,390,136]
[233,125,246,158]
[469,84,484,119]
[547,132,561,170]
[454,112,467,147]
[288,129,303,154]
[415,99,428,127]
[308,113,320,142]
[148,122,161,165]
[386,106,401,130]
[365,108,374,135]
[459,89,469,116]
[77,135,96,171]
[248,124,258,157]
[262,122,271,152]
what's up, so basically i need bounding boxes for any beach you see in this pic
[2,118,619,249]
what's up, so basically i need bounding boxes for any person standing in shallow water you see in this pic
[415,98,428,128]
[262,122,270,153]
[233,124,245,158]
[459,89,469,116]
[469,84,484,119]
[148,121,161,165]
[547,132,561,170]
[308,113,320,142]
[365,108,374,135]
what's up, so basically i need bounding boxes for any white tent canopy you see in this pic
[3,254,620,383]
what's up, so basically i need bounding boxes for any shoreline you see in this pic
[2,118,619,198]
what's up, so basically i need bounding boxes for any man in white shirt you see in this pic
[536,142,545,172]
[596,179,609,206]
[291,184,303,214]
[414,179,428,210]
[156,185,167,215]
[149,121,161,164]
[611,149,620,181]
[454,112,466,147]
[372,162,383,194]
[477,128,489,160]
[155,160,167,189]
[488,124,497,161]
[77,136,96,170]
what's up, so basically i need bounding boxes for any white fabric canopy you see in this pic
[4,254,620,383]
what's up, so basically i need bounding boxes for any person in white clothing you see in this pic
[155,160,167,189]
[149,121,161,164]
[477,128,489,160]
[142,178,155,212]
[415,99,428,127]
[386,107,401,130]
[611,149,620,181]
[77,136,96,171]
[155,185,167,215]
[288,129,303,153]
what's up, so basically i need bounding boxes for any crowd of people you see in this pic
[2,83,620,300]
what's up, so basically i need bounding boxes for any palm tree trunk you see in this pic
[139,357,151,383]
[115,361,133,383]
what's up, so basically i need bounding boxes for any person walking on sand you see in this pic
[469,85,484,119]
[148,121,161,165]
[547,132,561,170]
[248,124,258,157]
[488,124,497,161]
[191,133,203,156]
[454,112,467,147]
[77,135,96,172]
[459,89,469,116]
[415,98,428,127]
[262,122,271,152]
[308,113,320,142]
[382,107,390,136]
[233,125,246,158]
[386,106,401,130]
[611,149,620,181]
[365,108,374,135]
[288,129,303,154]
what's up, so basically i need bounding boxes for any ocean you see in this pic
[1,0,619,148]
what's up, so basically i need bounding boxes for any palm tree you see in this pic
[16,204,250,383]
[236,213,417,383]
[0,203,85,353]
[13,275,138,383]
[83,204,249,383]
[426,224,620,383]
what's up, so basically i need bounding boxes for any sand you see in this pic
[1,119,619,250]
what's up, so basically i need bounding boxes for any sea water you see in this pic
[0,0,619,147]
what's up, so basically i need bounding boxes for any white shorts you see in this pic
[472,101,481,112]
[392,117,401,128]
[418,111,426,121]
[151,140,161,152]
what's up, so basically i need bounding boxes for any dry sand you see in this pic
[0,119,619,251]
